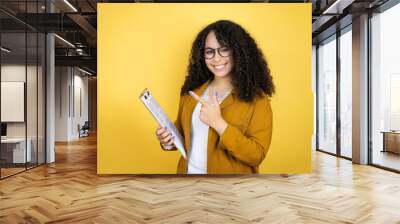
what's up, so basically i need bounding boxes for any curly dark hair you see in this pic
[180,20,275,102]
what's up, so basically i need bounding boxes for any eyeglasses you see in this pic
[204,46,232,60]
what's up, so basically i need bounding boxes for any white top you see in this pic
[187,87,230,174]
[1,138,28,143]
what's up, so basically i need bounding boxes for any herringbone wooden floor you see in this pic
[1,134,400,224]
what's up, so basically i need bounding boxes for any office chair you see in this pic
[79,121,90,138]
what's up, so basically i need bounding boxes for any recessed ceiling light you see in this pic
[1,47,11,53]
[63,0,78,12]
[54,34,75,48]
[77,67,93,76]
[323,0,356,15]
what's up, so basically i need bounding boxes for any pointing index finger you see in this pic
[189,91,206,105]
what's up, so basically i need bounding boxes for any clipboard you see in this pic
[139,88,187,159]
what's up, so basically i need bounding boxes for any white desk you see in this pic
[1,138,31,163]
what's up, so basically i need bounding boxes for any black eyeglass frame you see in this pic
[204,46,232,60]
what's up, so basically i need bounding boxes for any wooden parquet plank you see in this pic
[1,134,400,223]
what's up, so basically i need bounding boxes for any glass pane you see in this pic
[371,3,400,171]
[318,36,337,154]
[1,31,27,177]
[38,32,45,165]
[340,28,352,158]
[312,45,317,151]
[27,31,38,169]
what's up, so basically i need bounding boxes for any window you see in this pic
[371,2,400,171]
[317,35,337,154]
[339,28,352,158]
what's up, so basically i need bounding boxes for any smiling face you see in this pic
[204,31,234,79]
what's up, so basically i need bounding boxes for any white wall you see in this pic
[72,73,89,138]
[55,67,89,141]
[55,67,70,141]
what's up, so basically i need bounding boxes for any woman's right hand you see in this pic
[156,126,174,147]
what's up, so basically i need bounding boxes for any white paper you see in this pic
[139,89,187,159]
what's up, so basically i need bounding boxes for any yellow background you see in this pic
[98,3,312,174]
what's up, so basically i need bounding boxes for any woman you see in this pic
[156,20,275,174]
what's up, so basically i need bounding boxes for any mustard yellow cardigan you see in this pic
[167,81,272,174]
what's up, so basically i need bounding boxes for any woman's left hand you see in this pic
[190,90,228,135]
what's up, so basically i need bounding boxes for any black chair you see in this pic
[79,121,90,138]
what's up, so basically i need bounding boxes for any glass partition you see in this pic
[0,1,46,179]
[317,35,337,155]
[371,3,400,171]
[1,30,28,177]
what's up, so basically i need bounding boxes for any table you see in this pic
[381,131,400,154]
[1,138,32,163]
